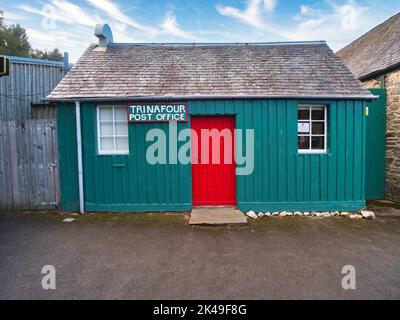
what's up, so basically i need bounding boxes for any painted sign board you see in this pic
[128,103,188,122]
[298,122,310,134]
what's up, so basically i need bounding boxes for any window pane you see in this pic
[312,122,325,134]
[115,122,128,136]
[312,136,325,150]
[298,109,310,120]
[116,137,128,151]
[98,106,130,155]
[100,122,113,136]
[298,136,310,150]
[99,108,113,121]
[115,107,127,121]
[100,137,114,151]
[312,109,325,120]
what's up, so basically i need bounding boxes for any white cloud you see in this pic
[51,0,102,26]
[86,0,197,40]
[14,1,101,61]
[160,11,198,41]
[19,5,70,25]
[14,0,391,63]
[25,27,94,61]
[334,1,366,30]
[216,0,268,30]
[215,0,387,51]
[14,0,202,61]
[300,5,309,15]
[263,0,277,12]
[20,0,159,40]
[2,11,28,23]
[299,5,316,16]
[26,28,79,47]
[285,0,373,49]
[19,0,102,27]
[86,0,158,36]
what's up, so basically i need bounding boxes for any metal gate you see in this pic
[366,88,387,200]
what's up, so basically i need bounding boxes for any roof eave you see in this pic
[359,62,400,81]
[43,94,377,103]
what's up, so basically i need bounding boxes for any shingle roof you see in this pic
[337,12,400,80]
[46,41,373,101]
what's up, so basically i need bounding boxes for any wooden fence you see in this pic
[0,120,59,210]
[0,57,66,120]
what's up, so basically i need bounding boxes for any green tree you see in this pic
[0,11,5,50]
[46,48,63,61]
[31,48,63,61]
[0,10,63,61]
[0,10,31,57]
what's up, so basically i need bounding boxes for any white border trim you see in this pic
[298,104,328,154]
[97,105,129,155]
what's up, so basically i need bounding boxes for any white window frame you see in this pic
[97,105,129,155]
[298,104,328,154]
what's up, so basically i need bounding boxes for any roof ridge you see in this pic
[107,41,327,47]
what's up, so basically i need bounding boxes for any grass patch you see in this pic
[78,212,188,227]
[0,211,189,227]
[0,211,377,233]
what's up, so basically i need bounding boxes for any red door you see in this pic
[191,116,236,206]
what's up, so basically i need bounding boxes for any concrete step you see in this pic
[189,207,247,226]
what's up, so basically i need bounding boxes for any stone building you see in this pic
[338,12,400,203]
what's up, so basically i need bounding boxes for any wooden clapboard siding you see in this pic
[0,119,59,210]
[58,99,367,213]
[56,104,79,212]
[0,58,65,120]
[32,104,57,119]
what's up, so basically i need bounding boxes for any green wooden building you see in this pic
[46,24,375,214]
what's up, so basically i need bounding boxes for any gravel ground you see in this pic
[1,203,400,300]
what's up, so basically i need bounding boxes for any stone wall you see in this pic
[363,68,400,202]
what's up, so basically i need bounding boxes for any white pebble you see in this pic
[361,211,376,220]
[246,211,258,219]
[321,212,332,217]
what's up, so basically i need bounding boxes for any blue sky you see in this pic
[1,0,400,62]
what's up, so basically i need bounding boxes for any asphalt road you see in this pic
[1,205,400,300]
